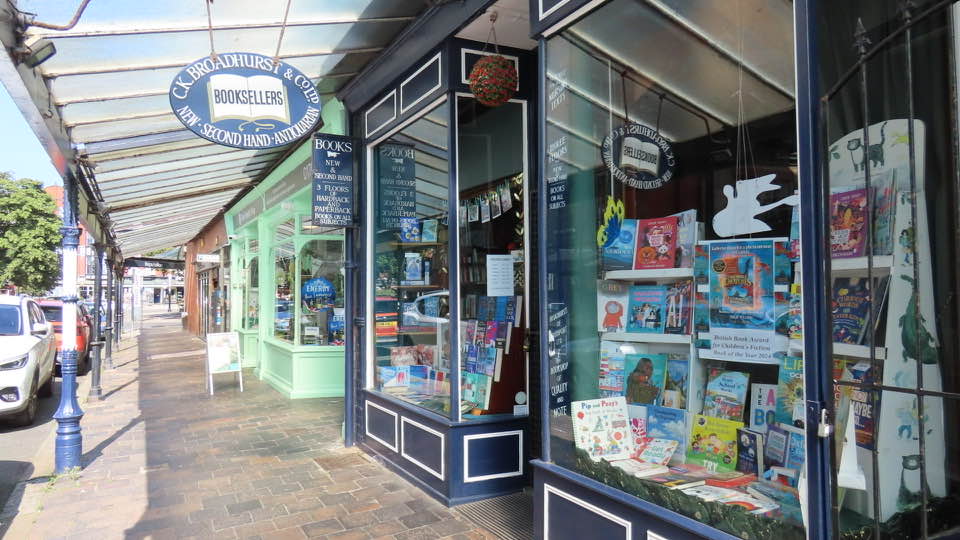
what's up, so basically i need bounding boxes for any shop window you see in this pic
[370,100,451,417]
[298,237,345,346]
[820,2,960,537]
[244,256,259,330]
[543,1,805,537]
[456,96,528,420]
[274,219,296,342]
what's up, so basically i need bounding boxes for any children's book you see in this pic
[602,218,638,271]
[736,428,764,476]
[870,169,896,255]
[669,209,698,268]
[693,243,709,285]
[597,280,630,332]
[788,285,803,339]
[598,341,626,398]
[645,405,688,465]
[623,353,667,405]
[626,404,648,457]
[402,252,423,284]
[708,240,776,332]
[421,219,438,242]
[831,277,872,344]
[776,355,805,428]
[705,471,758,489]
[571,397,634,461]
[780,423,805,471]
[749,383,778,434]
[686,414,742,473]
[764,424,788,468]
[636,438,680,466]
[746,481,803,525]
[830,188,869,258]
[462,371,492,409]
[774,292,790,336]
[703,368,750,422]
[634,216,678,269]
[663,280,693,334]
[643,473,706,490]
[625,285,667,333]
[661,355,689,409]
[608,458,670,478]
[399,216,421,242]
[774,241,792,286]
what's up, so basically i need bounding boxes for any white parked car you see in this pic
[0,296,56,426]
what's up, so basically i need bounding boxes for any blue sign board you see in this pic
[170,52,322,149]
[312,133,356,227]
[302,277,335,309]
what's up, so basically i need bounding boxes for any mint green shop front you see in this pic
[224,100,348,399]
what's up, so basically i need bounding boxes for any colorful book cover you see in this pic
[379,365,410,388]
[776,355,805,428]
[736,428,764,475]
[623,353,667,405]
[477,296,491,322]
[830,188,869,258]
[774,241,792,286]
[848,361,875,450]
[494,296,510,322]
[423,296,440,318]
[462,371,492,409]
[774,291,790,336]
[627,404,648,457]
[788,284,803,339]
[477,347,497,378]
[464,345,479,373]
[708,240,775,331]
[764,424,788,468]
[636,438,679,466]
[571,397,634,461]
[609,459,669,478]
[599,341,626,398]
[693,291,710,349]
[746,481,803,525]
[661,356,689,409]
[643,473,706,491]
[597,280,630,332]
[403,252,423,282]
[421,219,438,242]
[400,302,419,330]
[871,169,896,256]
[693,243,709,285]
[703,368,750,422]
[482,321,498,348]
[645,405,688,465]
[831,277,871,344]
[781,423,805,471]
[663,280,693,334]
[399,216,421,242]
[602,218,638,271]
[749,383,778,434]
[669,209,698,268]
[634,216,678,269]
[687,414,742,473]
[706,471,758,488]
[625,285,667,333]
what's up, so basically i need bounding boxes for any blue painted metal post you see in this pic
[104,259,114,369]
[53,169,84,473]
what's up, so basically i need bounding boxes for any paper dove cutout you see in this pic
[712,174,799,237]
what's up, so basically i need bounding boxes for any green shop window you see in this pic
[298,232,345,346]
[244,255,259,330]
[274,219,296,342]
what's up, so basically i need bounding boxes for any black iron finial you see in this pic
[900,0,916,22]
[854,18,871,58]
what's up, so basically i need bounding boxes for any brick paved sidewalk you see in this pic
[1,307,495,539]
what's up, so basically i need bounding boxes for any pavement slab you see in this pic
[1,306,498,539]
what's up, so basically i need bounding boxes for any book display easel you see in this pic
[826,120,946,523]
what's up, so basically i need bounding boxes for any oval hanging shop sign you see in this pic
[169,52,321,150]
[601,122,676,190]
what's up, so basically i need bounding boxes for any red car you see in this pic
[37,299,92,374]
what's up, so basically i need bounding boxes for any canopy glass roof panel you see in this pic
[16,0,425,256]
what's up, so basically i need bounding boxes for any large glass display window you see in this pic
[298,235,344,346]
[368,99,452,416]
[244,255,259,330]
[274,219,296,342]
[820,2,960,538]
[542,1,806,537]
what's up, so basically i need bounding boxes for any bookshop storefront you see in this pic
[224,100,350,399]
[526,0,960,539]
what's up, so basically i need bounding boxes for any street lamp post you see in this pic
[53,169,84,473]
[88,242,104,399]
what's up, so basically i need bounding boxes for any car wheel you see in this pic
[38,372,53,398]
[14,381,38,427]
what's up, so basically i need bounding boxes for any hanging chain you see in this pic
[205,0,217,60]
[274,0,293,65]
[483,11,500,54]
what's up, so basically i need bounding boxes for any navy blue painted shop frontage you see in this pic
[337,1,960,538]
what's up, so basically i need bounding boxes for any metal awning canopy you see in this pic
[3,0,425,256]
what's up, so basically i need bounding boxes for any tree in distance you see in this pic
[0,172,61,294]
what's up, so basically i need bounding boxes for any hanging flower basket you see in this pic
[468,55,517,107]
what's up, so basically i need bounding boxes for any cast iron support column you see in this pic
[89,242,104,399]
[104,260,114,369]
[115,268,123,343]
[53,170,84,473]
